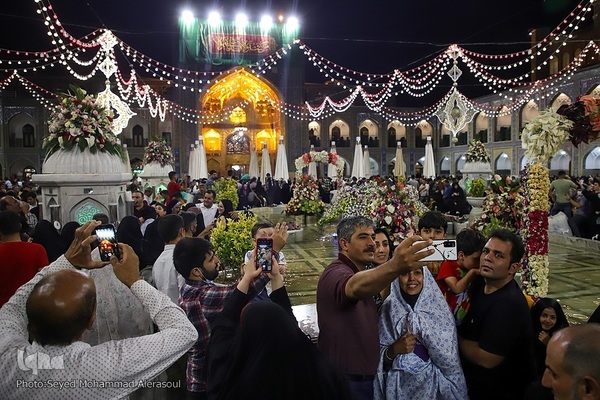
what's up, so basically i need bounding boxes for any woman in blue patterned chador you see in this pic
[375,266,467,399]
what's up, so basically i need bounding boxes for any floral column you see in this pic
[521,163,550,297]
[520,109,571,297]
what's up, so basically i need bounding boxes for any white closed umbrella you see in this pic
[274,136,289,181]
[363,145,371,178]
[260,142,272,182]
[327,141,338,177]
[188,143,198,180]
[393,141,406,178]
[351,137,364,178]
[424,136,436,178]
[308,144,317,179]
[198,137,208,179]
[249,146,259,178]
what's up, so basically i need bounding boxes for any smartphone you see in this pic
[256,237,273,271]
[95,224,120,262]
[414,239,457,262]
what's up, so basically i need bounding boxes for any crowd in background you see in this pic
[1,169,600,399]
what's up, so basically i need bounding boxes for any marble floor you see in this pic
[252,206,600,325]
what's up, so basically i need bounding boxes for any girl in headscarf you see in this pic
[367,227,394,311]
[523,298,569,400]
[215,199,236,230]
[530,298,569,378]
[375,267,468,399]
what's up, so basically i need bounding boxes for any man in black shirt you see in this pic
[458,229,535,400]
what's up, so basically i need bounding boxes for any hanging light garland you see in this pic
[2,0,598,125]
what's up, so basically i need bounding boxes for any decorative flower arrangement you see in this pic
[294,150,344,173]
[521,109,572,164]
[471,190,527,238]
[465,140,491,163]
[214,178,240,209]
[517,96,600,297]
[318,182,373,226]
[211,211,257,282]
[319,177,427,245]
[556,95,600,147]
[520,163,550,297]
[369,177,428,245]
[143,139,174,167]
[285,175,325,215]
[43,85,123,159]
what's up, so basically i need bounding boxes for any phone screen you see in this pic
[414,239,457,262]
[95,224,119,262]
[256,238,273,271]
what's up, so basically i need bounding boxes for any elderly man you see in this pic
[542,324,600,400]
[0,221,197,400]
[316,216,433,400]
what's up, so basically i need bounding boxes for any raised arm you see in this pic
[0,221,108,341]
[345,236,433,301]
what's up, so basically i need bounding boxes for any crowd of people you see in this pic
[0,170,600,400]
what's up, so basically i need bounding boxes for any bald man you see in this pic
[542,324,600,400]
[0,221,198,400]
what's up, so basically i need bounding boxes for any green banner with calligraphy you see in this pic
[179,19,290,66]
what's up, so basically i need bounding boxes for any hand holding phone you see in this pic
[256,238,273,271]
[413,239,457,262]
[95,224,120,262]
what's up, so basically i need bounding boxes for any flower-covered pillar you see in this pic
[520,95,600,297]
[521,163,550,297]
[520,110,572,297]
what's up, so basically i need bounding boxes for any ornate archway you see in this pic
[199,68,283,176]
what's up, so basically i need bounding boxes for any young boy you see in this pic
[436,228,486,325]
[417,210,448,277]
[244,221,287,301]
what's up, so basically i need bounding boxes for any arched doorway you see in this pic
[200,68,283,176]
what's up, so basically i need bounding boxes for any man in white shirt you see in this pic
[151,214,189,397]
[0,220,197,400]
[152,214,186,304]
[195,190,218,236]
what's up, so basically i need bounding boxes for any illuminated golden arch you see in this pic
[201,68,280,122]
[200,67,282,175]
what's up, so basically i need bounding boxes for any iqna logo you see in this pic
[17,350,64,375]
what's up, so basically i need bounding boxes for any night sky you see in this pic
[0,0,584,102]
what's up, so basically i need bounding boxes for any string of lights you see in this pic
[1,0,598,126]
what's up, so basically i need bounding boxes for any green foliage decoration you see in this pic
[214,178,239,209]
